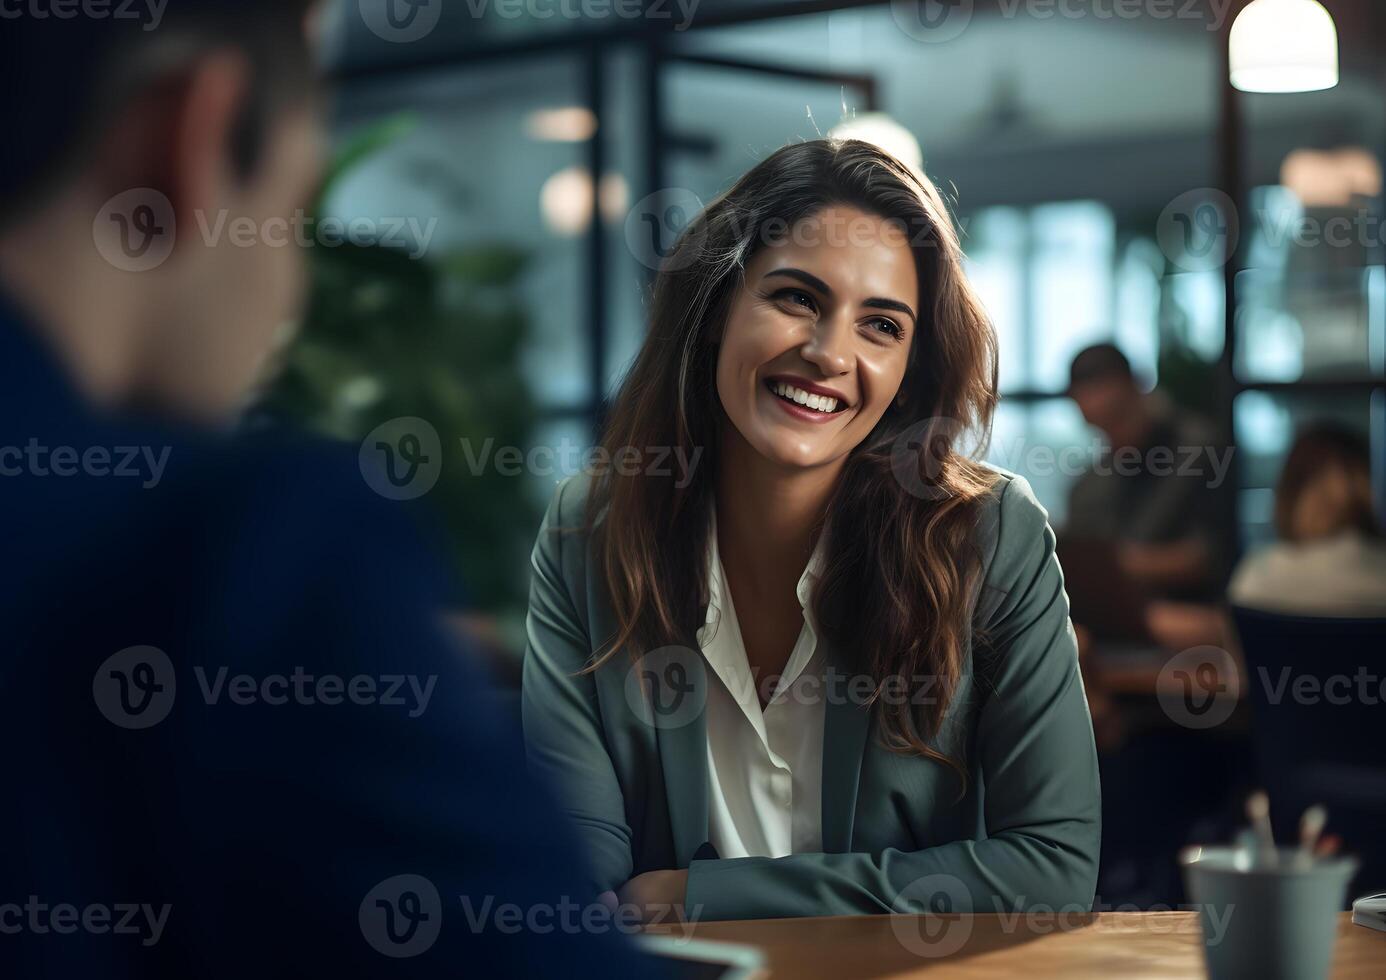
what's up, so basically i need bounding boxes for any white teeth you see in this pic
[769,382,841,414]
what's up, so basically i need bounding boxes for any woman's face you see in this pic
[715,206,919,471]
[1290,462,1370,541]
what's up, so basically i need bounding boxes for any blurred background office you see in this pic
[257,0,1386,907]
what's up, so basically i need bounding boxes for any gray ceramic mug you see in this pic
[1180,846,1358,980]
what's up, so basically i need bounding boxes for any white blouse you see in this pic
[1229,531,1386,618]
[697,518,827,859]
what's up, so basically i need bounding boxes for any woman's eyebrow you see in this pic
[863,297,917,324]
[764,267,916,324]
[763,267,832,295]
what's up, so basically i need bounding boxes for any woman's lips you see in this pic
[762,380,848,424]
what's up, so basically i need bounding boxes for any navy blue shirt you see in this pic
[0,293,653,977]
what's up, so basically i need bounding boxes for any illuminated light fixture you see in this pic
[526,107,598,142]
[827,113,924,172]
[540,167,630,236]
[1229,0,1338,94]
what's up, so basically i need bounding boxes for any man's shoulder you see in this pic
[179,430,451,594]
[5,416,451,615]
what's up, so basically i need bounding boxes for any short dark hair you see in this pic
[1068,342,1133,392]
[0,0,317,223]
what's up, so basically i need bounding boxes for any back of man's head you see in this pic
[0,0,321,424]
[1,1,316,222]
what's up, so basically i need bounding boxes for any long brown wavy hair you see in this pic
[583,139,999,783]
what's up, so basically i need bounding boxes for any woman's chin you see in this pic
[747,429,843,471]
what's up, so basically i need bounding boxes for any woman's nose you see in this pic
[800,312,852,376]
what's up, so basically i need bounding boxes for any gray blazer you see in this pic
[521,469,1100,921]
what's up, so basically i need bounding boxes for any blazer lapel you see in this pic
[653,639,710,867]
[820,658,873,853]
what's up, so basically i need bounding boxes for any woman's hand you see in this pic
[617,869,689,925]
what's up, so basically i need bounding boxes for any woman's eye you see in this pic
[867,317,903,339]
[775,288,818,313]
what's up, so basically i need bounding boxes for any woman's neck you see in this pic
[714,426,843,597]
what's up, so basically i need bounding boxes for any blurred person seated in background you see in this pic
[1060,344,1236,656]
[0,5,651,976]
[1230,423,1386,618]
[1064,343,1232,605]
[1062,346,1247,906]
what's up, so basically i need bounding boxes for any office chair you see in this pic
[1230,605,1386,897]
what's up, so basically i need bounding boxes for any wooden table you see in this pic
[646,912,1384,978]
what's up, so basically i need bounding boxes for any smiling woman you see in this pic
[720,219,919,459]
[521,139,1100,923]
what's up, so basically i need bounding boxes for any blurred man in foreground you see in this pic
[0,4,649,976]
